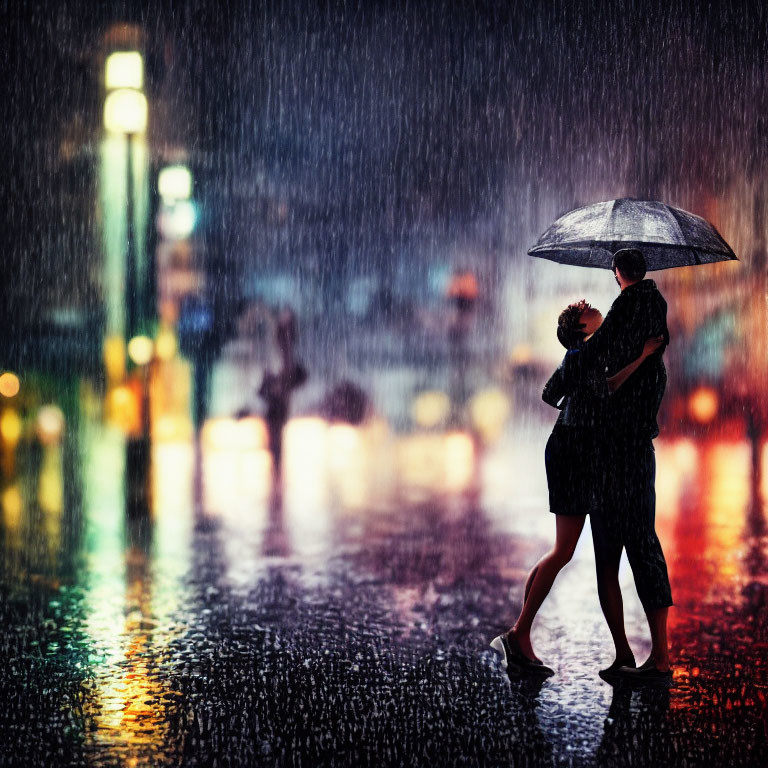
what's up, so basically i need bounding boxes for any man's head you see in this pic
[611,248,647,289]
[557,299,603,349]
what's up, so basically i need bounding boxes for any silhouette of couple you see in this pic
[492,248,674,683]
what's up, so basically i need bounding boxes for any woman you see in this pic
[491,300,663,675]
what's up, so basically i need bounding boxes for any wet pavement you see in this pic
[1,417,767,766]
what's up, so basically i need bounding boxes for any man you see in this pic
[577,248,674,682]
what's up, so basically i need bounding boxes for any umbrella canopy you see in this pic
[528,198,738,271]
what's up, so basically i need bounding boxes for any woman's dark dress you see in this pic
[541,342,609,516]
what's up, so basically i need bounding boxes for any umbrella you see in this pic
[528,198,738,271]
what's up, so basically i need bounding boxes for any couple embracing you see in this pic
[493,248,674,683]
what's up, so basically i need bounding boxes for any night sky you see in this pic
[2,0,767,324]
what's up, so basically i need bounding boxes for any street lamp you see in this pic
[105,51,144,90]
[104,53,148,344]
[104,89,148,136]
[104,52,152,516]
[158,165,193,203]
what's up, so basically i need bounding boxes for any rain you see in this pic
[1,0,767,765]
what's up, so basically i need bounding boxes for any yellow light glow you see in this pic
[107,385,141,434]
[201,417,268,452]
[36,405,65,446]
[0,373,20,398]
[327,424,359,473]
[283,418,331,554]
[153,415,193,443]
[283,419,329,477]
[38,445,63,516]
[469,387,511,444]
[104,89,148,134]
[105,51,144,90]
[154,327,178,361]
[109,385,133,412]
[201,448,271,522]
[509,344,532,365]
[444,431,475,491]
[0,409,22,445]
[689,387,718,424]
[398,433,445,492]
[127,335,154,366]
[411,390,451,428]
[158,165,192,202]
[703,443,749,579]
[671,438,698,474]
[328,424,369,509]
[2,485,22,532]
[103,335,126,383]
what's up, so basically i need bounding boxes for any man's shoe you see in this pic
[598,656,636,682]
[490,634,554,677]
[611,662,672,685]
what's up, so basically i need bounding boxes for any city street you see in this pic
[1,414,765,766]
[4,2,768,766]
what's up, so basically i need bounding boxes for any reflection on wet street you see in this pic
[1,415,766,766]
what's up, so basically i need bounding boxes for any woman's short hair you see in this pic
[557,299,591,350]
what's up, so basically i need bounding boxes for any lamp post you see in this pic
[104,53,151,516]
[104,85,148,341]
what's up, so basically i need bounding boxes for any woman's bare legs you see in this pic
[509,514,586,661]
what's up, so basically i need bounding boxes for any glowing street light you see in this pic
[103,89,148,136]
[157,200,197,240]
[411,390,451,429]
[127,335,154,367]
[105,51,144,90]
[158,165,193,202]
[104,51,147,343]
[36,406,65,446]
[689,386,719,424]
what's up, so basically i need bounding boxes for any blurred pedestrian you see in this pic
[258,310,307,473]
[447,268,478,420]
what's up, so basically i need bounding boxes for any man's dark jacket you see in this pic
[577,279,669,441]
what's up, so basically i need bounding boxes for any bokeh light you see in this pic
[158,165,192,202]
[36,405,66,446]
[0,409,22,445]
[689,386,719,424]
[411,390,451,428]
[0,373,20,398]
[107,385,141,434]
[103,88,148,135]
[157,200,197,240]
[201,416,268,452]
[127,335,154,366]
[469,387,511,443]
[104,51,143,90]
[103,335,126,384]
[154,327,178,361]
[444,431,475,492]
